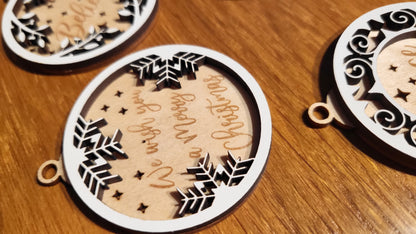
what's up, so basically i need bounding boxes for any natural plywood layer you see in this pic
[84,65,257,220]
[377,38,416,115]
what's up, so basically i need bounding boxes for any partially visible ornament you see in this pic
[308,3,416,166]
[2,0,157,71]
[37,45,272,232]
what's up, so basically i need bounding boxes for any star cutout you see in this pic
[137,203,148,214]
[112,190,123,200]
[389,65,398,72]
[47,4,53,8]
[61,11,67,16]
[409,78,416,85]
[119,107,128,115]
[100,11,106,16]
[134,170,145,180]
[101,104,109,112]
[46,19,52,24]
[394,89,410,102]
[115,90,123,97]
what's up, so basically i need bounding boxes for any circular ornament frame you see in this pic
[59,45,271,232]
[1,0,157,70]
[333,2,416,163]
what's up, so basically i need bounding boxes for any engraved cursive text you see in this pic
[170,93,197,144]
[204,75,252,150]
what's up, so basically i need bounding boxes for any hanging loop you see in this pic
[37,156,67,185]
[308,89,354,129]
[308,102,334,127]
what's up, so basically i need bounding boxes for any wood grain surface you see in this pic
[2,0,416,233]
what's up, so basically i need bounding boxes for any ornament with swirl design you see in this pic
[308,2,416,166]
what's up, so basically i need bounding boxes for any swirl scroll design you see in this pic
[408,124,416,146]
[347,9,416,56]
[344,58,373,82]
[386,9,416,30]
[349,33,374,55]
[342,7,416,143]
[373,108,406,134]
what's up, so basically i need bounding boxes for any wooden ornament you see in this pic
[1,0,157,71]
[308,2,416,166]
[37,45,272,232]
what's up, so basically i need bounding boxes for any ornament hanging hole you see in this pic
[37,157,65,185]
[312,104,330,120]
[43,163,57,178]
[308,102,334,127]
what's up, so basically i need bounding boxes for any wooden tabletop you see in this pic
[2,0,416,233]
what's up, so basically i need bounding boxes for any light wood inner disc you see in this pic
[377,37,416,115]
[83,65,259,220]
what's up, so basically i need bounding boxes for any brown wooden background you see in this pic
[2,0,416,233]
